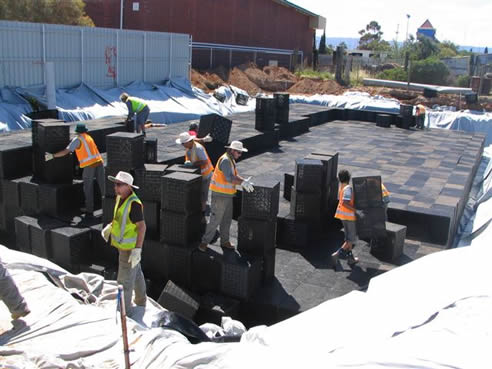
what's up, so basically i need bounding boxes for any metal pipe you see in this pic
[363,78,472,94]
[143,32,146,82]
[120,0,124,30]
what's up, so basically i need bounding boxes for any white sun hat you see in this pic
[108,171,139,189]
[175,132,194,145]
[224,140,248,152]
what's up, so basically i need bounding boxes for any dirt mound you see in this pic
[288,78,344,95]
[228,67,262,95]
[263,66,297,82]
[237,63,296,91]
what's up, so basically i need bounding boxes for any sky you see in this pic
[289,0,491,48]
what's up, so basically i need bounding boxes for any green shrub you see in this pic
[456,74,470,88]
[410,57,450,85]
[376,67,408,82]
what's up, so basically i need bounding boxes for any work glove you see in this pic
[45,152,55,161]
[355,210,365,219]
[203,134,213,143]
[128,248,142,269]
[183,160,194,168]
[241,177,255,193]
[101,223,112,242]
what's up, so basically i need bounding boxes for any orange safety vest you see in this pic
[416,104,426,116]
[75,133,103,168]
[185,142,214,179]
[335,184,356,221]
[382,183,390,201]
[209,153,237,195]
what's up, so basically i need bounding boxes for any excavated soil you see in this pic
[190,63,492,111]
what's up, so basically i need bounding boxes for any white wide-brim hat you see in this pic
[176,132,194,145]
[108,171,139,189]
[225,140,248,152]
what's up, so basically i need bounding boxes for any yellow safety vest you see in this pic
[382,183,390,202]
[75,133,103,168]
[185,142,214,179]
[128,97,147,113]
[335,184,356,221]
[209,153,237,195]
[110,193,143,250]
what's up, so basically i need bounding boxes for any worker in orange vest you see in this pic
[176,131,214,219]
[415,104,426,129]
[45,123,105,217]
[331,169,359,268]
[198,140,254,252]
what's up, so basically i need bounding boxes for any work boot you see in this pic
[331,249,340,269]
[347,251,359,266]
[11,308,30,320]
[221,242,235,250]
[198,243,208,252]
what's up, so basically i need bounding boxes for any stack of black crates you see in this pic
[160,170,202,288]
[197,113,232,166]
[352,175,386,240]
[398,104,415,129]
[255,97,276,132]
[274,92,289,124]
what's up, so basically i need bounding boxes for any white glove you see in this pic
[241,177,254,193]
[45,152,54,161]
[101,223,112,242]
[128,248,142,268]
[203,134,213,143]
[183,160,193,167]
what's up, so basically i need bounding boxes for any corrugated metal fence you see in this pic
[0,21,191,89]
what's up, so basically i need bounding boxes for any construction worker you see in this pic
[331,169,359,268]
[382,182,390,220]
[176,132,214,219]
[45,123,105,217]
[198,141,254,252]
[120,92,150,135]
[415,104,426,129]
[102,171,146,317]
[188,122,199,137]
[0,257,30,320]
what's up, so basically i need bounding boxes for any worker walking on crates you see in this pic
[331,169,359,269]
[101,171,147,318]
[0,257,31,320]
[120,92,150,135]
[415,104,426,129]
[176,132,214,221]
[45,123,105,218]
[198,140,254,252]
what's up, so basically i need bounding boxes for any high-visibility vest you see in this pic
[110,193,143,250]
[335,184,356,221]
[185,142,214,179]
[382,183,390,202]
[75,133,103,168]
[128,97,147,113]
[416,104,426,116]
[209,153,237,195]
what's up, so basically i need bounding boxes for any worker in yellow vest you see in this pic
[101,171,146,317]
[45,123,105,217]
[382,182,390,220]
[176,132,214,220]
[415,104,426,129]
[331,169,359,268]
[198,140,254,252]
[120,92,150,135]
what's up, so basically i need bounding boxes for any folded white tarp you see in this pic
[363,78,473,94]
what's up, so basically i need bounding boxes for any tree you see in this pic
[312,32,319,69]
[319,30,327,54]
[485,47,489,54]
[0,0,94,26]
[438,41,459,58]
[358,20,391,51]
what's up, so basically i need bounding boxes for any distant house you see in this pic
[417,20,437,40]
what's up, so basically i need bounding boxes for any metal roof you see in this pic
[273,0,319,18]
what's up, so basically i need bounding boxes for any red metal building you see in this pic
[84,0,325,69]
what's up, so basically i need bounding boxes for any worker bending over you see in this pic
[120,93,150,135]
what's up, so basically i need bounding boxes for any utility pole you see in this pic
[405,14,411,43]
[120,0,124,29]
[395,24,400,44]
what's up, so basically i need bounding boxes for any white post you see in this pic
[120,0,124,29]
[45,62,56,109]
[143,32,146,82]
[169,34,173,79]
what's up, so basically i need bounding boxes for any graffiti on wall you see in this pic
[105,46,117,80]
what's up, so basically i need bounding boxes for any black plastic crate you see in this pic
[157,280,200,320]
[143,201,160,240]
[220,253,262,301]
[2,179,21,207]
[376,114,392,127]
[19,178,40,215]
[102,197,116,225]
[140,164,168,202]
[33,147,74,184]
[355,207,387,239]
[106,132,145,170]
[191,245,223,293]
[165,164,200,175]
[400,104,414,117]
[161,172,202,214]
[195,293,240,325]
[144,137,158,164]
[352,176,383,209]
[232,189,242,221]
[276,214,309,249]
[14,216,35,253]
[274,92,290,109]
[51,226,92,273]
[35,122,70,152]
[283,173,294,201]
[160,210,202,246]
[241,177,280,220]
[141,240,168,281]
[198,114,232,144]
[0,203,23,232]
[255,97,276,131]
[237,216,277,252]
[290,188,321,221]
[0,144,32,179]
[89,223,118,268]
[311,151,338,181]
[262,248,276,284]
[38,181,84,218]
[371,221,406,262]
[294,159,323,193]
[400,116,415,129]
[235,93,249,106]
[29,216,65,260]
[166,245,194,288]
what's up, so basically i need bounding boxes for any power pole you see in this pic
[405,14,411,43]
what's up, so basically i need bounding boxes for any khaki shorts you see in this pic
[341,219,357,243]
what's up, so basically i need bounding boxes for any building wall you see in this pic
[84,0,314,65]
